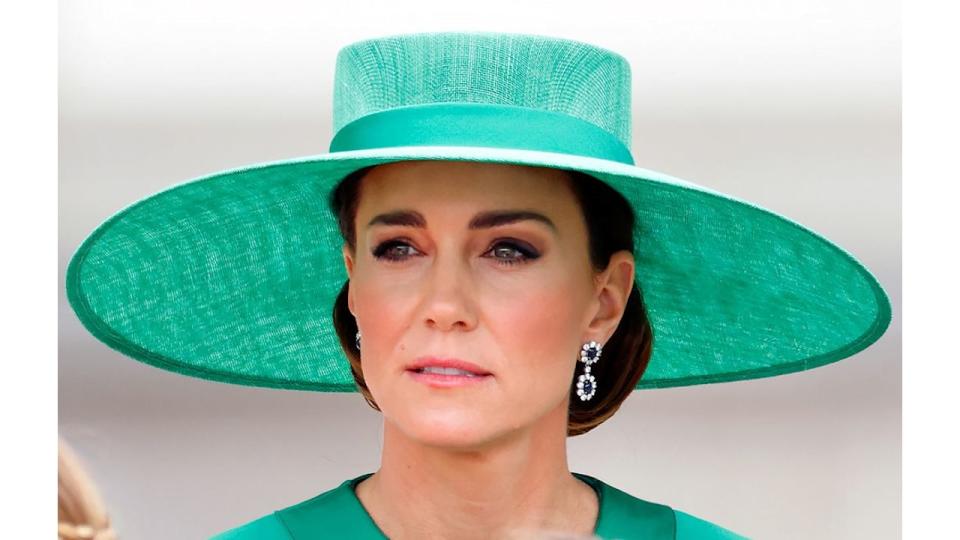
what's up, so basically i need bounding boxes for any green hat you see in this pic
[65,31,892,392]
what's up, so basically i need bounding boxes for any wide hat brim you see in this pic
[65,145,892,392]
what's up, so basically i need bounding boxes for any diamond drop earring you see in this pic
[576,340,602,401]
[355,330,361,351]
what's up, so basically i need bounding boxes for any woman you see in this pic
[213,159,746,539]
[65,32,891,539]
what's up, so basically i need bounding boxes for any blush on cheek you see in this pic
[499,287,582,370]
[353,278,409,343]
[351,288,402,386]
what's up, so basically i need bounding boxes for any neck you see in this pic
[354,400,598,539]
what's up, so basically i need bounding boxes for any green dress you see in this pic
[210,472,747,539]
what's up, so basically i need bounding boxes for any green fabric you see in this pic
[65,32,892,392]
[329,102,635,164]
[331,32,634,150]
[675,510,747,540]
[209,472,747,539]
[210,512,291,539]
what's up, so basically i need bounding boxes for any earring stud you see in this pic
[355,330,361,351]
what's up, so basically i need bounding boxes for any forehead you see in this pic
[356,160,578,215]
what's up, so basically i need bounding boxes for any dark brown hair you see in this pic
[329,163,654,436]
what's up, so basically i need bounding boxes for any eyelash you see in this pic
[371,238,540,267]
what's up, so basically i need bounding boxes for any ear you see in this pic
[585,250,635,343]
[342,244,357,317]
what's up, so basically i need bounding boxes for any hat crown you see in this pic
[332,32,633,149]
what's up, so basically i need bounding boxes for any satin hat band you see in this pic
[329,102,636,165]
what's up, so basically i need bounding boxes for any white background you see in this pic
[57,1,900,538]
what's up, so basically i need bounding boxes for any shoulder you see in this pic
[576,473,747,540]
[673,508,748,540]
[208,512,291,540]
[208,474,376,540]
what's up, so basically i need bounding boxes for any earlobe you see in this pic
[348,285,356,318]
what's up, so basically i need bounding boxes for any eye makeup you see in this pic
[371,237,541,267]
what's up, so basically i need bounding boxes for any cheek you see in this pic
[491,278,586,390]
[352,275,413,362]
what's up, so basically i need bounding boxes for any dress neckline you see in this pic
[276,470,678,539]
[344,471,605,537]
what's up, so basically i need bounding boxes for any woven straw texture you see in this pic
[333,32,632,147]
[65,32,891,392]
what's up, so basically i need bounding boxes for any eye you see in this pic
[484,240,539,266]
[371,239,540,266]
[371,239,420,262]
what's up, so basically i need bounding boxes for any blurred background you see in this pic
[59,1,900,538]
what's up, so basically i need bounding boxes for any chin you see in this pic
[396,409,505,450]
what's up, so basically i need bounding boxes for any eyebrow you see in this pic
[367,209,558,234]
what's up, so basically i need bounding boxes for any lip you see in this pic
[406,369,493,388]
[406,357,493,376]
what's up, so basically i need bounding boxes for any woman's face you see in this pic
[342,160,632,449]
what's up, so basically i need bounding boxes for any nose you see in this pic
[420,249,478,332]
